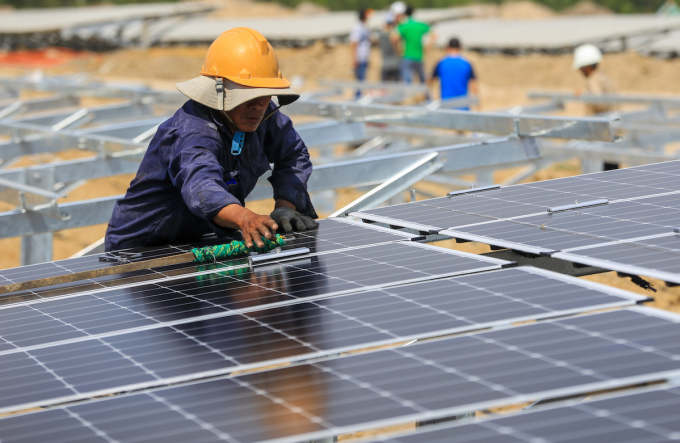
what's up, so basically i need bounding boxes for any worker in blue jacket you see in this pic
[105,27,317,252]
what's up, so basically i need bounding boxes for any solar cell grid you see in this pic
[370,385,680,443]
[0,245,482,348]
[0,266,645,413]
[2,308,680,443]
[352,160,680,234]
[555,233,680,284]
[0,219,413,303]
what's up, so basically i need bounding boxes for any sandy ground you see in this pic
[1,37,679,310]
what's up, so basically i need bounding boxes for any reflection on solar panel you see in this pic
[370,384,680,443]
[2,307,679,443]
[0,267,645,412]
[351,160,680,283]
[0,218,414,303]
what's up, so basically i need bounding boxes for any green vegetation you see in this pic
[0,0,666,15]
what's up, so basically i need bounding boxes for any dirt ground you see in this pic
[1,23,679,311]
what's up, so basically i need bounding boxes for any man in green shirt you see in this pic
[394,5,434,84]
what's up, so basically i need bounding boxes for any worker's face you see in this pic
[579,66,594,77]
[226,96,272,132]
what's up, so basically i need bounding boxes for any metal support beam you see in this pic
[0,196,119,238]
[0,119,154,161]
[330,153,443,217]
[247,137,540,201]
[0,154,142,189]
[0,101,154,134]
[541,141,677,166]
[317,79,429,93]
[296,121,368,148]
[0,96,80,120]
[0,77,185,105]
[528,91,680,108]
[286,99,616,142]
[482,250,608,277]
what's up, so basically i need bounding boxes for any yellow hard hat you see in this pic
[176,27,299,111]
[201,27,289,88]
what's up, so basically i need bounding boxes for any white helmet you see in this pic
[390,1,406,16]
[573,44,602,70]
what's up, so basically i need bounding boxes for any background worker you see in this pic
[378,12,401,82]
[393,5,435,84]
[573,43,619,170]
[350,8,372,98]
[105,27,317,252]
[573,44,617,114]
[429,37,478,110]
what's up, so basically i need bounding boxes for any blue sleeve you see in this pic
[468,61,476,81]
[167,130,241,221]
[263,109,317,218]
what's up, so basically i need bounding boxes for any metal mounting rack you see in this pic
[0,75,678,265]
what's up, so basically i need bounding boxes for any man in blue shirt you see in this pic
[430,38,478,110]
[105,28,317,252]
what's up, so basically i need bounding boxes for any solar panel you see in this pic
[0,266,645,413]
[441,193,680,253]
[554,232,680,284]
[352,160,680,234]
[351,161,680,282]
[369,384,680,443]
[2,307,679,443]
[0,218,415,303]
[0,240,508,326]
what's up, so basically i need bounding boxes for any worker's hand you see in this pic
[270,207,318,233]
[213,205,278,249]
[238,212,278,249]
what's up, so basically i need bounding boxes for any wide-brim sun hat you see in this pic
[176,76,299,112]
[176,27,300,111]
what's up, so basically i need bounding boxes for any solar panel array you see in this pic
[0,266,646,413]
[0,218,413,303]
[1,161,680,442]
[352,160,680,284]
[370,384,680,443]
[2,308,680,443]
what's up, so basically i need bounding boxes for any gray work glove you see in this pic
[270,207,318,233]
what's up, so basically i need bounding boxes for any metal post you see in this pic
[21,233,53,265]
[581,159,604,174]
[21,166,56,265]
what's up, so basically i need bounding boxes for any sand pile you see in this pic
[498,0,555,19]
[561,0,614,15]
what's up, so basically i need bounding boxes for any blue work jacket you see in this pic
[105,100,316,251]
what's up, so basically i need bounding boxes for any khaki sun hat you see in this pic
[175,27,299,111]
[176,75,299,112]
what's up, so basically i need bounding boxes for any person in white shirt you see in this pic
[350,9,372,98]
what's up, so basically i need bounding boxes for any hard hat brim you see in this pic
[176,76,300,112]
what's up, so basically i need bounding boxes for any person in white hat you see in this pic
[105,27,317,252]
[573,44,617,114]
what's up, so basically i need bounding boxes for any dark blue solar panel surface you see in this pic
[1,308,679,443]
[354,160,680,232]
[371,385,680,443]
[0,219,413,303]
[0,266,644,411]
